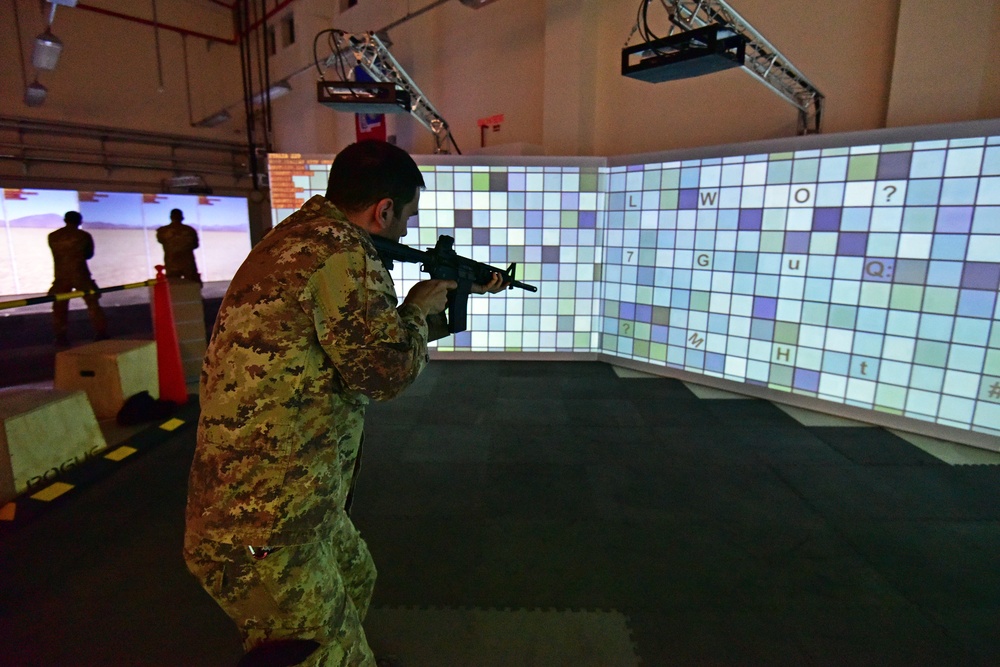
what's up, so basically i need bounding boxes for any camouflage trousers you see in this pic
[184,516,377,666]
[48,277,107,340]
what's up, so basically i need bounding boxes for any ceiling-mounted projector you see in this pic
[622,23,746,83]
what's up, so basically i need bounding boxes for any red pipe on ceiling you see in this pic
[76,2,236,44]
[75,0,302,46]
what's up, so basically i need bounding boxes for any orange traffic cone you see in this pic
[152,265,188,404]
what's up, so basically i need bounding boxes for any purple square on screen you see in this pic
[635,304,653,323]
[619,302,636,320]
[935,207,973,233]
[454,331,471,347]
[753,297,777,319]
[472,228,490,245]
[837,232,868,256]
[562,192,580,209]
[526,211,543,228]
[579,210,597,228]
[961,263,1000,290]
[793,368,820,393]
[784,232,810,253]
[705,353,725,373]
[876,152,912,180]
[812,208,841,231]
[679,189,699,209]
[738,209,763,230]
[541,246,560,263]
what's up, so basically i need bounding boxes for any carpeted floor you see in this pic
[2,357,1000,666]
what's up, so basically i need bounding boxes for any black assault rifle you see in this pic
[370,234,538,333]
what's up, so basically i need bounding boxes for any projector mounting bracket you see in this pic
[627,0,824,135]
[321,31,459,154]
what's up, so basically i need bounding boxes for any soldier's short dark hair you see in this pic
[325,140,425,216]
[65,211,82,225]
[170,208,183,218]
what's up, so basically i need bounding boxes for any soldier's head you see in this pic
[170,209,184,224]
[64,211,82,227]
[325,140,425,239]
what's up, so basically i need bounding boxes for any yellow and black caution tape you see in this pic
[0,279,157,312]
[0,399,198,531]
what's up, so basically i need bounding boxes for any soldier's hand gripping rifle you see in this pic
[370,234,538,334]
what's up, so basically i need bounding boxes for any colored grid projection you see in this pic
[268,130,1000,438]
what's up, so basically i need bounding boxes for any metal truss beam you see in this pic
[325,31,459,154]
[662,0,824,134]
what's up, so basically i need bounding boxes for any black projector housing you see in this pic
[317,81,412,114]
[622,23,747,83]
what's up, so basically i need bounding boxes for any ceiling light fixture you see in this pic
[193,109,232,128]
[24,80,48,107]
[250,80,292,106]
[32,29,63,70]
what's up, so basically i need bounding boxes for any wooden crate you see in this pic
[0,389,107,504]
[54,339,158,419]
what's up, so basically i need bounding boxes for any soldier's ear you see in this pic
[373,198,394,232]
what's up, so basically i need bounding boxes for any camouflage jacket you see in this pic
[48,226,95,282]
[156,223,199,273]
[185,195,429,547]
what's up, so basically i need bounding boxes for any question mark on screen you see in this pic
[623,323,631,335]
[882,185,897,203]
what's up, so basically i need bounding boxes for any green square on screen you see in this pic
[633,340,650,358]
[769,364,794,387]
[890,285,924,311]
[561,211,578,228]
[660,190,679,209]
[774,322,799,344]
[792,159,819,183]
[574,332,591,348]
[984,350,1000,375]
[828,305,857,328]
[802,302,828,325]
[902,207,936,231]
[848,155,878,181]
[661,170,680,189]
[860,283,890,307]
[922,287,958,315]
[875,384,906,411]
[690,291,710,311]
[472,173,489,191]
[760,232,784,252]
[915,340,949,367]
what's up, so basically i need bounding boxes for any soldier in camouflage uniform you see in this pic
[47,211,107,346]
[184,140,502,666]
[156,208,202,284]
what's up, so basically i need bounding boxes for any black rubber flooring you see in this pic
[1,309,999,665]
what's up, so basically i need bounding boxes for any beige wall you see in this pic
[1,0,998,192]
[886,0,1000,127]
[1,0,242,139]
